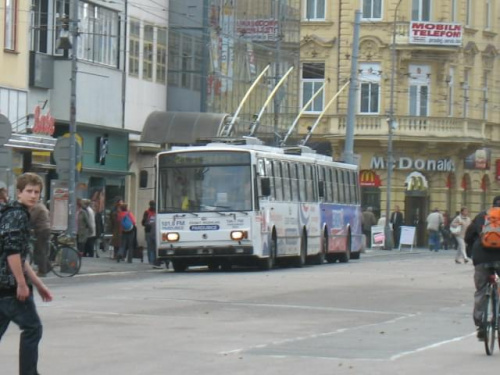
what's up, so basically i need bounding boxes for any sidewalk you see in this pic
[74,250,161,277]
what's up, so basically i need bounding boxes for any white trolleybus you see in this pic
[155,139,363,272]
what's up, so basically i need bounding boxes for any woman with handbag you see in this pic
[451,207,472,264]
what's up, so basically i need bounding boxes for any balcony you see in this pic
[324,115,489,143]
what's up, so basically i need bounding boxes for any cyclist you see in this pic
[465,195,500,341]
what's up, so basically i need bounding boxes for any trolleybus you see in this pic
[155,139,363,272]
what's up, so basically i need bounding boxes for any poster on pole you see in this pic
[371,225,385,248]
[399,226,416,251]
[50,180,69,231]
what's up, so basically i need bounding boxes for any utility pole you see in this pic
[384,0,403,250]
[68,0,78,238]
[343,10,361,165]
[273,0,282,145]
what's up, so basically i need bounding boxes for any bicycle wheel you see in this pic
[484,286,497,355]
[50,245,81,277]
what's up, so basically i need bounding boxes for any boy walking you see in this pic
[0,173,53,374]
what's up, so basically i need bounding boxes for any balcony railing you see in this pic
[330,115,488,140]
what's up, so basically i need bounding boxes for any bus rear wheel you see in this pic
[339,234,351,263]
[311,235,327,265]
[294,235,307,268]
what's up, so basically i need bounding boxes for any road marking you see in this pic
[219,313,417,355]
[389,332,476,360]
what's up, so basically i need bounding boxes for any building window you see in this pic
[31,0,48,53]
[485,0,492,29]
[53,0,69,56]
[362,0,382,20]
[359,63,380,114]
[305,0,325,21]
[451,0,457,22]
[129,20,140,77]
[411,0,431,21]
[301,62,324,113]
[4,0,18,50]
[77,3,119,67]
[167,31,180,87]
[156,28,167,84]
[463,69,470,118]
[465,0,472,26]
[143,24,154,81]
[447,67,454,117]
[408,65,430,117]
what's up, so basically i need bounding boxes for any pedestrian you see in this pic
[29,201,51,277]
[465,196,500,341]
[0,187,8,203]
[362,207,377,248]
[93,200,105,258]
[390,205,404,248]
[83,199,97,257]
[110,197,123,259]
[377,212,386,227]
[426,208,443,252]
[450,207,472,264]
[0,172,53,375]
[142,200,160,268]
[117,203,136,263]
[76,198,92,256]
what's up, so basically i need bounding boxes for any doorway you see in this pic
[405,196,428,247]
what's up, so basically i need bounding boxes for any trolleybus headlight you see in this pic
[163,232,180,242]
[230,230,247,241]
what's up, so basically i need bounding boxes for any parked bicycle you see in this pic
[29,231,82,277]
[482,262,500,355]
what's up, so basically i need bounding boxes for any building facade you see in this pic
[300,0,499,245]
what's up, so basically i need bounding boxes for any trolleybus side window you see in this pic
[290,163,299,202]
[343,170,350,204]
[336,169,344,203]
[273,160,283,201]
[346,170,353,204]
[326,167,333,203]
[354,171,360,204]
[257,158,266,198]
[265,158,275,199]
[298,163,306,201]
[305,165,314,202]
[282,161,291,202]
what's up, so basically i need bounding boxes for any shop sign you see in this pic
[409,21,463,46]
[496,160,500,182]
[464,148,490,170]
[370,156,455,172]
[32,106,55,136]
[359,170,381,187]
[236,19,278,41]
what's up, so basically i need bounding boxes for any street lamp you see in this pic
[384,0,403,250]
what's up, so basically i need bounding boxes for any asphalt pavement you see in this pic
[67,246,439,277]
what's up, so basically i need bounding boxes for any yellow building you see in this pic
[300,0,499,245]
[0,0,30,122]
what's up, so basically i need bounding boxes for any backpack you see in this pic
[481,207,500,249]
[121,212,134,232]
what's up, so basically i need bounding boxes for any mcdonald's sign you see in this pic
[359,170,381,187]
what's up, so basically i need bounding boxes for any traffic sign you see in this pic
[53,135,82,172]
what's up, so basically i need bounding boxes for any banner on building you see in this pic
[236,19,278,41]
[409,21,463,46]
[464,148,491,170]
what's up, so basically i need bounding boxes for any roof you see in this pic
[141,111,230,145]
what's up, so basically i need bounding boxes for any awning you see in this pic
[4,133,57,151]
[141,111,229,144]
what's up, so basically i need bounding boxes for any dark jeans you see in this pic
[119,231,135,262]
[84,237,96,257]
[146,232,157,265]
[0,295,43,375]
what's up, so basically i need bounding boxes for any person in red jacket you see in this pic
[116,203,136,263]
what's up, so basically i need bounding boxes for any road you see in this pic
[0,250,492,374]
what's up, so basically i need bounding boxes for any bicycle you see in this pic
[482,263,500,355]
[29,232,82,277]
